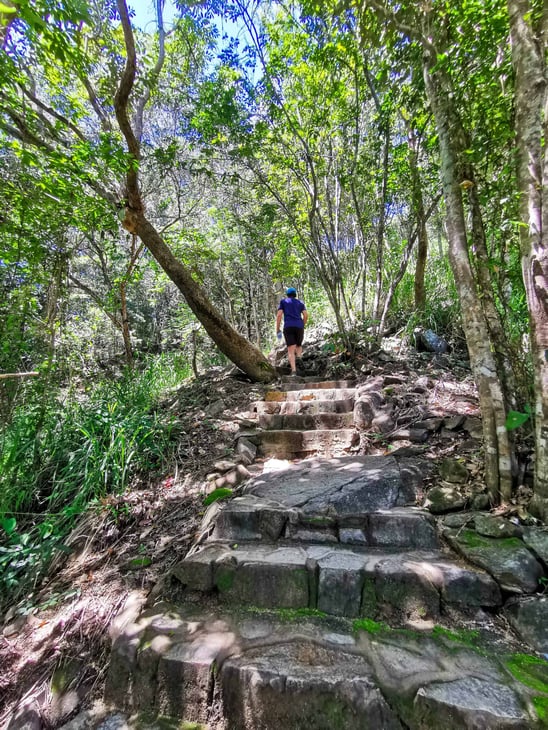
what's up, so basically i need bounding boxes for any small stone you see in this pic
[236,418,256,429]
[442,512,478,528]
[470,493,490,511]
[414,418,443,432]
[214,460,237,474]
[474,514,522,539]
[215,469,246,489]
[424,486,466,514]
[439,458,469,484]
[205,399,226,417]
[236,437,257,465]
[463,417,483,438]
[443,415,465,431]
[339,528,368,545]
[353,392,383,430]
[236,464,250,479]
[371,412,395,433]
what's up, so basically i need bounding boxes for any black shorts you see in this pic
[283,327,304,347]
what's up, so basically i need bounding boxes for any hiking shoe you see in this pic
[290,371,297,377]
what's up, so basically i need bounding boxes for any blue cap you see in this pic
[286,287,297,295]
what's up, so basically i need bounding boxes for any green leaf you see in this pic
[505,410,530,430]
[126,556,152,569]
[0,3,17,14]
[203,488,233,506]
[1,517,17,535]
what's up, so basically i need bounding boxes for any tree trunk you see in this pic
[408,128,429,310]
[119,280,133,368]
[128,212,276,382]
[423,50,513,503]
[508,0,548,520]
[114,0,275,384]
[372,123,390,325]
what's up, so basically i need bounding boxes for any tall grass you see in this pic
[0,353,190,610]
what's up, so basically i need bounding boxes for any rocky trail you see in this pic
[3,344,548,729]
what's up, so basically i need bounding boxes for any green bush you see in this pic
[0,353,189,610]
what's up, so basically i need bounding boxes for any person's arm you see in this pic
[276,309,283,333]
[302,309,308,327]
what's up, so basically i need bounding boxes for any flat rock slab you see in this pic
[104,603,546,729]
[173,543,501,618]
[414,677,532,729]
[443,528,545,594]
[245,455,428,513]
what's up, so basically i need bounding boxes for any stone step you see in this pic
[279,379,357,391]
[105,603,544,729]
[241,454,428,513]
[250,429,359,458]
[265,388,356,403]
[207,498,440,551]
[256,398,355,415]
[258,411,355,430]
[172,543,502,620]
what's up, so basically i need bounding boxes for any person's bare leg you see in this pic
[296,345,303,358]
[287,344,297,373]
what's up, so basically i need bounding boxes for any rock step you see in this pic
[279,379,356,391]
[236,454,429,516]
[256,398,355,415]
[172,543,502,619]
[208,499,440,550]
[106,603,545,729]
[246,429,359,458]
[264,387,356,402]
[258,412,355,430]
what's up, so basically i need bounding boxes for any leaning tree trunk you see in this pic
[114,0,276,384]
[423,49,513,504]
[508,0,548,520]
[127,213,276,383]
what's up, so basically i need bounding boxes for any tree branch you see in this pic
[69,273,122,329]
[82,76,112,132]
[114,0,143,219]
[134,0,166,142]
[20,85,88,143]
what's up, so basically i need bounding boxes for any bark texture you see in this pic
[508,0,548,519]
[422,48,513,503]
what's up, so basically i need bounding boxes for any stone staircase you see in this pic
[243,378,359,459]
[102,377,548,730]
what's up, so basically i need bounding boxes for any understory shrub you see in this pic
[0,353,189,611]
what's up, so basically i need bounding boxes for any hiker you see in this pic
[276,286,308,376]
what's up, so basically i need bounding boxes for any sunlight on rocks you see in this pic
[262,458,292,473]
